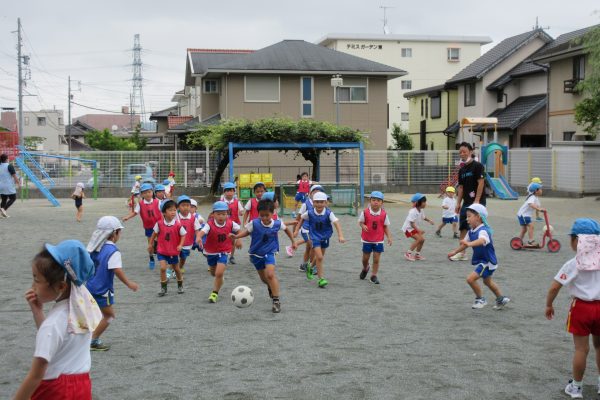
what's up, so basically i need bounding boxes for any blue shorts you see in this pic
[517,215,532,226]
[295,192,307,202]
[180,249,191,260]
[144,228,154,238]
[311,238,330,249]
[206,253,228,267]
[443,216,458,224]
[93,291,114,308]
[249,253,276,270]
[157,253,179,265]
[362,242,384,253]
[474,263,496,279]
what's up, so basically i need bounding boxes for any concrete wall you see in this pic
[22,110,65,152]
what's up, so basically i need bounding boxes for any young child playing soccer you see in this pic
[300,192,345,288]
[190,198,206,253]
[129,175,142,211]
[293,172,312,214]
[435,186,459,239]
[545,218,600,399]
[516,182,545,247]
[148,200,186,297]
[86,216,139,351]
[221,182,244,264]
[196,201,241,303]
[402,193,435,261]
[232,199,296,312]
[243,182,266,225]
[292,184,323,274]
[123,183,160,269]
[358,191,392,284]
[176,195,201,274]
[14,240,101,400]
[448,204,510,310]
[72,182,85,222]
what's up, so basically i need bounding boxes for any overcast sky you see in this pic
[1,0,598,124]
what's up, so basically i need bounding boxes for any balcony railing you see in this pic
[564,78,582,94]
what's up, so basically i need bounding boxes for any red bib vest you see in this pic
[204,219,234,253]
[178,213,196,247]
[248,198,259,221]
[297,180,310,193]
[226,199,241,224]
[139,199,160,229]
[361,208,387,243]
[157,219,184,256]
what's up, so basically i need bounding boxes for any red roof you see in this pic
[187,48,254,54]
[74,114,140,131]
[168,116,194,129]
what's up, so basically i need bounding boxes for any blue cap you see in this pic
[310,184,323,193]
[140,183,153,192]
[410,193,425,203]
[177,195,191,204]
[162,179,171,185]
[45,240,95,286]
[154,184,165,192]
[262,191,276,201]
[528,183,542,193]
[370,191,384,200]
[160,199,176,212]
[213,201,229,212]
[223,182,236,190]
[570,218,600,235]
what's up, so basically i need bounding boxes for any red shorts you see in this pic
[567,298,600,336]
[32,373,91,400]
[404,230,420,239]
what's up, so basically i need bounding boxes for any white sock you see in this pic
[572,379,582,388]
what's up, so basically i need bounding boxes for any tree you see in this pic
[85,128,142,151]
[574,25,600,139]
[389,123,413,150]
[24,136,46,150]
[185,118,366,193]
[130,124,147,150]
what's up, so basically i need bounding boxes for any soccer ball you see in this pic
[231,286,254,308]
[543,225,554,233]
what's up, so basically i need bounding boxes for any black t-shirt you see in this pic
[458,160,486,206]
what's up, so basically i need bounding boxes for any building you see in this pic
[317,33,491,146]
[1,108,66,151]
[530,24,599,143]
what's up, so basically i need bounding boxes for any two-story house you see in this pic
[2,109,66,152]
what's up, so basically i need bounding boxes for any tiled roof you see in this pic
[188,50,254,75]
[188,48,254,54]
[444,121,460,135]
[150,106,178,119]
[531,24,599,61]
[446,29,553,85]
[169,114,222,132]
[73,114,140,131]
[404,84,446,98]
[486,61,547,90]
[477,94,546,131]
[167,116,193,129]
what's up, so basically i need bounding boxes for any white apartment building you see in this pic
[22,109,66,151]
[317,33,491,146]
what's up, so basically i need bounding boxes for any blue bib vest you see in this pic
[468,226,497,265]
[308,208,333,242]
[249,219,282,256]
[86,243,119,295]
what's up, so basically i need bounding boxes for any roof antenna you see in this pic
[380,6,394,34]
[532,17,550,31]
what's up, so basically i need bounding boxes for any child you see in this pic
[293,184,323,274]
[86,216,139,351]
[232,199,296,312]
[190,198,206,253]
[14,240,101,400]
[435,186,459,239]
[72,182,85,222]
[517,182,545,247]
[176,195,201,274]
[300,192,345,288]
[167,171,176,197]
[163,179,173,199]
[294,172,312,214]
[196,201,241,303]
[530,177,544,221]
[129,175,142,211]
[448,204,510,310]
[401,193,435,261]
[243,182,266,225]
[148,200,186,297]
[123,183,160,269]
[221,182,244,264]
[358,191,392,284]
[545,218,600,399]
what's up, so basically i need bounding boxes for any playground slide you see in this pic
[15,157,61,207]
[486,173,519,200]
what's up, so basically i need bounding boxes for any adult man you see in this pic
[0,153,20,218]
[450,142,486,261]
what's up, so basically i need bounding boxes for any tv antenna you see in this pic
[532,17,550,31]
[380,6,394,34]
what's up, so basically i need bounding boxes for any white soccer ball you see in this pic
[231,285,254,308]
[543,225,554,233]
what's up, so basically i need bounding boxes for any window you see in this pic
[420,99,424,116]
[334,78,368,102]
[401,48,412,57]
[37,117,46,126]
[401,112,409,121]
[464,83,476,107]
[447,48,460,62]
[401,80,412,90]
[496,89,504,103]
[430,95,441,119]
[573,56,585,81]
[425,98,429,119]
[244,76,280,102]
[301,76,313,118]
[24,116,29,126]
[563,131,575,141]
[203,79,219,94]
[58,117,63,125]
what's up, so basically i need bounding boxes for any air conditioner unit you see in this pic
[371,172,387,184]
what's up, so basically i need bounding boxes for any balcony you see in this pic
[564,78,582,94]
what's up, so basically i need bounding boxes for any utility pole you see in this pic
[68,76,71,157]
[16,18,24,146]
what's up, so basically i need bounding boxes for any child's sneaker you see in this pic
[414,253,425,261]
[272,299,281,313]
[564,380,583,399]
[471,297,487,309]
[285,245,295,257]
[493,296,510,310]
[208,292,218,303]
[229,256,236,265]
[435,230,441,238]
[298,262,307,272]
[404,252,416,261]
[148,259,155,270]
[527,240,539,247]
[449,252,469,261]
[370,275,380,285]
[177,282,184,294]
[306,264,315,280]
[359,264,370,280]
[0,208,7,218]
[158,287,167,297]
[90,339,110,351]
[318,278,328,288]
[453,232,460,239]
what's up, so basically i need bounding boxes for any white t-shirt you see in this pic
[130,181,140,194]
[34,300,91,380]
[554,257,600,301]
[244,219,287,232]
[442,197,457,219]
[153,218,187,235]
[402,208,425,233]
[517,195,540,218]
[105,240,122,270]
[300,209,339,223]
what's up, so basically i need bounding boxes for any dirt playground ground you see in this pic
[1,195,600,399]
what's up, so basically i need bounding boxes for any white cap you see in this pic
[190,199,198,207]
[96,216,124,231]
[309,184,323,193]
[466,204,488,218]
[313,192,328,201]
[76,182,85,188]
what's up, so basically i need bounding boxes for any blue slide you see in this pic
[486,173,519,200]
[15,156,60,207]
